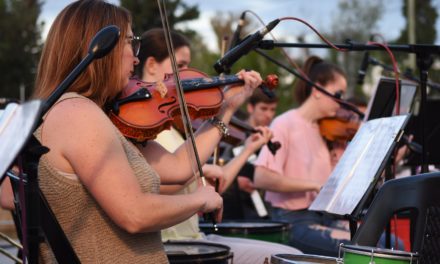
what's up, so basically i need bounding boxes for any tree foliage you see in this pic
[329,0,384,100]
[120,0,199,34]
[0,0,43,100]
[395,0,438,45]
[392,0,439,85]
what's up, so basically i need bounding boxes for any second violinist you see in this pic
[254,55,352,257]
[136,28,301,264]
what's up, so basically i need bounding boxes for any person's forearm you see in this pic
[125,192,206,233]
[170,106,235,181]
[254,166,319,193]
[219,147,254,193]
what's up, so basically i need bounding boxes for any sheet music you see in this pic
[0,100,42,177]
[309,114,410,216]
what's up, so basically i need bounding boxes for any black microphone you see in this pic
[214,19,280,74]
[357,51,370,85]
[88,25,121,59]
[228,11,246,51]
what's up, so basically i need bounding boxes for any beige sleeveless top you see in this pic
[155,128,203,241]
[36,93,168,263]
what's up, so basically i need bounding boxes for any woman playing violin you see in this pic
[137,28,301,264]
[31,1,262,263]
[254,55,352,257]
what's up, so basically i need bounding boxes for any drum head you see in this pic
[164,241,232,264]
[271,254,338,264]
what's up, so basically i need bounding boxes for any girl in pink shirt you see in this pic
[254,56,351,257]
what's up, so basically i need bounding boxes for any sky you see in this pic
[39,0,440,54]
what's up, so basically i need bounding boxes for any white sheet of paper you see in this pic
[0,100,43,177]
[309,114,410,216]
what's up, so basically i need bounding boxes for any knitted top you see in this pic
[36,93,168,263]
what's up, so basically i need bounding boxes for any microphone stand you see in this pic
[252,48,365,119]
[368,56,440,92]
[257,40,440,173]
[10,25,120,264]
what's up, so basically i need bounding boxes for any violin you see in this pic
[318,108,361,143]
[108,68,278,143]
[319,108,361,166]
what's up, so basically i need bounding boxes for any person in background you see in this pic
[29,1,261,262]
[254,56,352,257]
[137,28,302,264]
[222,88,279,220]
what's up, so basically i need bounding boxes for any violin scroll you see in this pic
[260,74,278,99]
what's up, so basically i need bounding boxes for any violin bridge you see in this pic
[156,81,168,98]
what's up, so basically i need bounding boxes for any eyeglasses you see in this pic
[126,35,141,57]
[333,90,345,100]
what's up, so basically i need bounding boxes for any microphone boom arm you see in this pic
[253,48,365,119]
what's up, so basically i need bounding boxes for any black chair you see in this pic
[352,172,440,263]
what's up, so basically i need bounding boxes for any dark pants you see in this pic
[271,208,405,257]
[271,208,351,257]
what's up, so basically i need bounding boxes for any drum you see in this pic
[164,241,233,264]
[340,244,418,264]
[271,253,339,264]
[199,220,290,244]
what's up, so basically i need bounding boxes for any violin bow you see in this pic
[156,0,218,229]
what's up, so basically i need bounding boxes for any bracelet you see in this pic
[208,116,229,137]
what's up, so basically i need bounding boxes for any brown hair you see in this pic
[294,56,346,105]
[248,88,278,106]
[136,28,190,77]
[33,0,132,108]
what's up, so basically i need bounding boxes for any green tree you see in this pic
[392,0,439,85]
[0,0,43,100]
[395,0,438,44]
[329,0,384,100]
[121,0,219,78]
[120,0,199,35]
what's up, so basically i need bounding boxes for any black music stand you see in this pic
[406,98,440,166]
[0,101,43,183]
[364,77,418,121]
[309,115,411,238]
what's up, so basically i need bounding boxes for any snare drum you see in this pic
[340,244,418,264]
[199,220,290,244]
[164,241,233,264]
[271,253,339,264]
